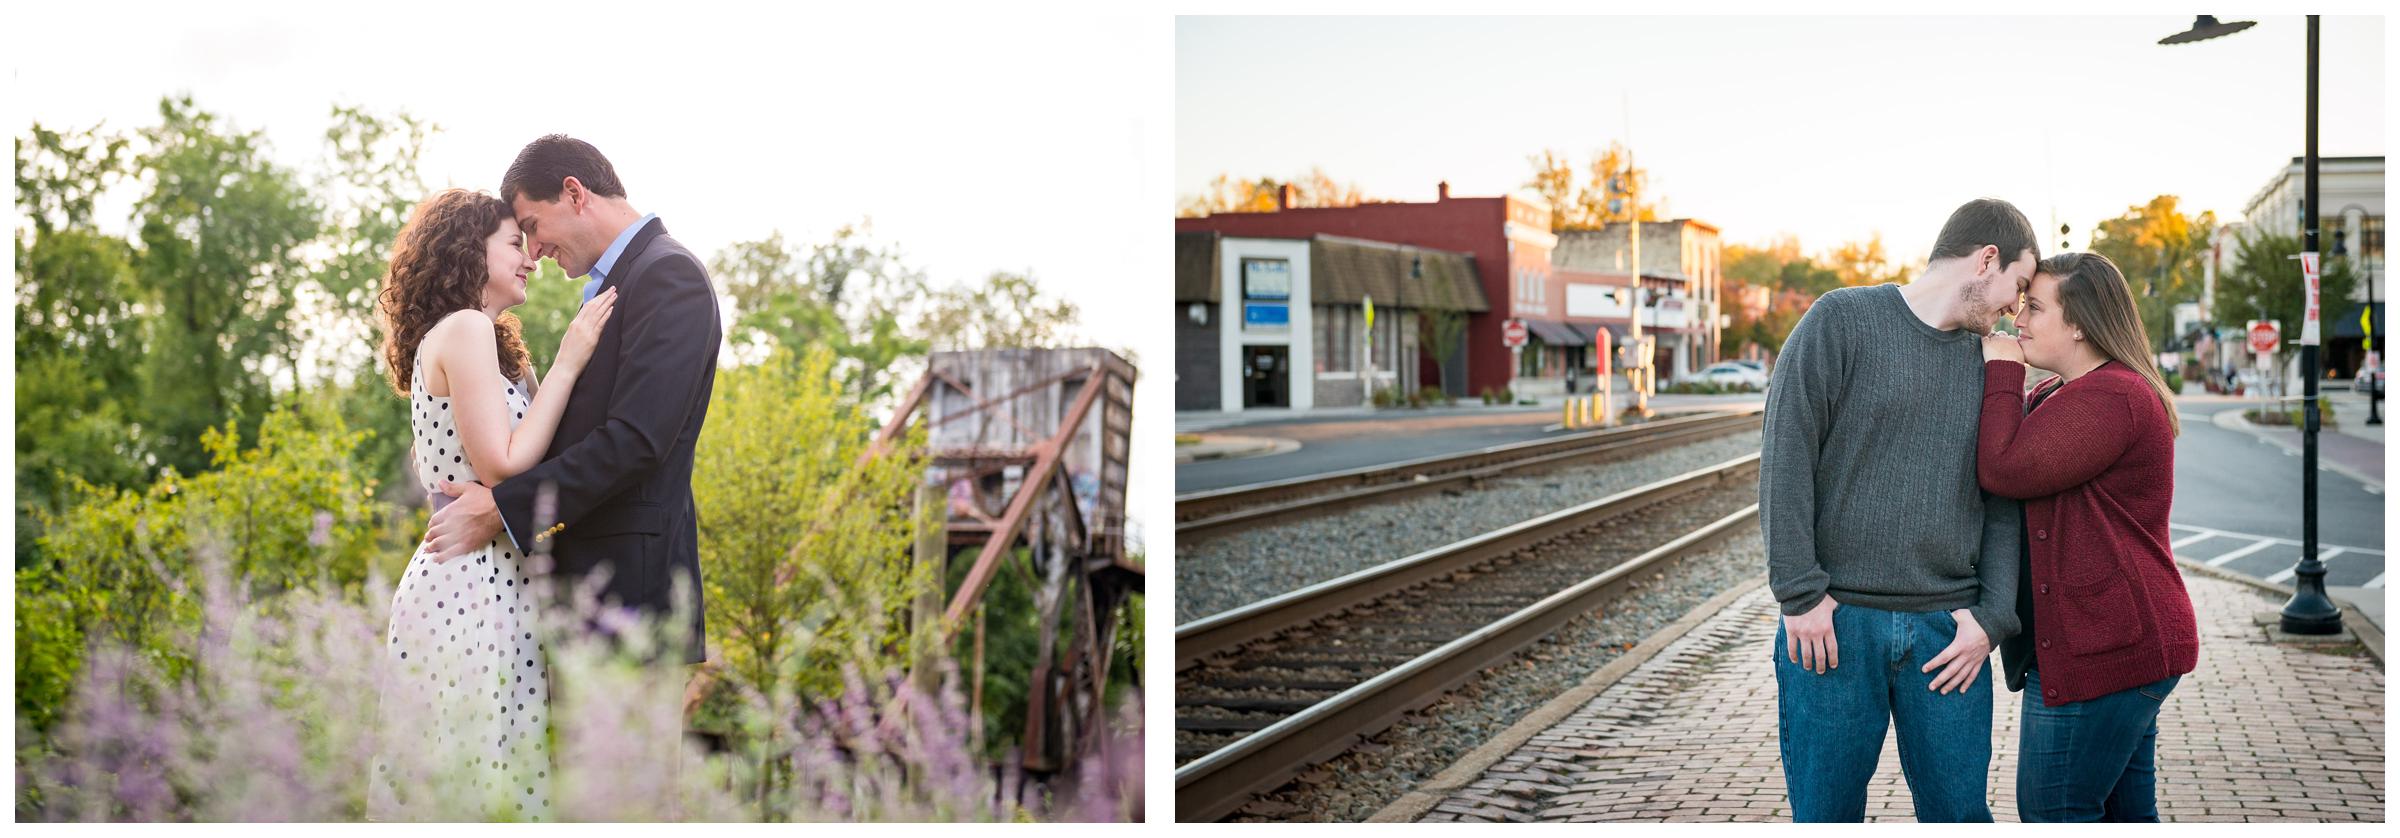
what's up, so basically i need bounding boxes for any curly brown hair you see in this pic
[377,188,534,396]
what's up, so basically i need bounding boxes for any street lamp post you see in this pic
[2161,14,2341,634]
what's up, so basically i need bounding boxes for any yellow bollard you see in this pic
[1563,398,1576,430]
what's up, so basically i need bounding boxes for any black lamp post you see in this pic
[2161,14,2342,634]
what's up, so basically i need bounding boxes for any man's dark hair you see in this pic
[1928,197,2039,267]
[500,134,627,204]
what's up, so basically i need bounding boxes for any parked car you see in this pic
[1694,362,1769,390]
[2356,366,2384,396]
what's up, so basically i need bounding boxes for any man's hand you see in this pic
[1783,596,1839,674]
[1922,608,1992,694]
[424,480,503,563]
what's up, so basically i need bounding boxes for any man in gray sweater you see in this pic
[1760,198,2037,822]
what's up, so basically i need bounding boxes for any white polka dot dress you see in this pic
[370,357,551,821]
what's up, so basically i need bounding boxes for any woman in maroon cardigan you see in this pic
[1977,251,2199,822]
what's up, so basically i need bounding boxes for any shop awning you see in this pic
[1524,318,1587,346]
[2331,301,2387,340]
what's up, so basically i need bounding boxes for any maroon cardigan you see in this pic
[1979,360,2197,706]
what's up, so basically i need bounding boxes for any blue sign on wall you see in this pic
[1245,303,1290,327]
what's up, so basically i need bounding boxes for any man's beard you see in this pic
[1956,276,1996,331]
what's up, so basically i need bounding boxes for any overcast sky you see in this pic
[1180,14,2386,262]
[10,3,1171,546]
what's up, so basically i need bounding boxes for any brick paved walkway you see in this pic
[1416,573,2385,822]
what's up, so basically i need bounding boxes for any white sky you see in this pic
[1180,14,2387,262]
[8,3,1172,548]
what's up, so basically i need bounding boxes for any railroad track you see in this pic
[1175,409,1761,543]
[1172,453,1763,822]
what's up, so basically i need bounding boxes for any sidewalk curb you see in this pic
[2175,557,2383,665]
[2214,407,2385,490]
[1366,575,1770,824]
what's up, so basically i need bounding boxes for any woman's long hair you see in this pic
[377,189,533,396]
[2038,251,2181,436]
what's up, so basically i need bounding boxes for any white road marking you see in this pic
[2169,529,2224,550]
[2265,548,2347,584]
[2169,524,2384,556]
[2206,538,2283,567]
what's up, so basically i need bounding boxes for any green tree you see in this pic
[693,347,933,809]
[916,271,1081,351]
[129,96,323,476]
[2213,230,2359,352]
[712,223,932,404]
[17,398,395,736]
[309,106,439,490]
[15,124,151,524]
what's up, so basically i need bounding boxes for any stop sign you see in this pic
[1503,318,1528,349]
[2248,320,2280,354]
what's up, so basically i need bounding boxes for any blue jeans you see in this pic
[2017,668,2179,822]
[1774,603,1994,822]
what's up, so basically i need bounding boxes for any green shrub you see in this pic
[18,396,399,738]
[694,347,934,717]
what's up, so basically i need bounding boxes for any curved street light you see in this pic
[2158,15,2256,45]
[2160,15,2342,635]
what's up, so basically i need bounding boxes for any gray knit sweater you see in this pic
[1758,284,2022,643]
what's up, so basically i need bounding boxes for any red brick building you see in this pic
[1175,183,1560,398]
[1176,183,1722,398]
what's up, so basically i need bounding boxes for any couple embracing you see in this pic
[1761,198,2201,822]
[365,135,720,819]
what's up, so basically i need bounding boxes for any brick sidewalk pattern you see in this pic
[1417,574,2384,822]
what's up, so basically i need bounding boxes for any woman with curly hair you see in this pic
[368,187,615,821]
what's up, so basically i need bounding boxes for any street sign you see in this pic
[1502,318,1528,349]
[2248,320,2281,354]
[2301,251,2322,346]
[2363,303,2375,353]
[1363,295,1375,330]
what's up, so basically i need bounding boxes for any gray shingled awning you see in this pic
[1308,236,1490,312]
[1525,318,1587,346]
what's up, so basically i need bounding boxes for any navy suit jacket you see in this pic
[494,216,719,664]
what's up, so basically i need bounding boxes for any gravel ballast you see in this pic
[1226,529,1768,822]
[1177,430,1763,623]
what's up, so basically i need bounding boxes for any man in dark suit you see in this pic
[423,134,719,665]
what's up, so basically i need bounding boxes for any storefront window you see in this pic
[1316,305,1354,372]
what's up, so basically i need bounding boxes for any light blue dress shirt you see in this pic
[582,212,658,302]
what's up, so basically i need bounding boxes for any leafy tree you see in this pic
[1715,237,1833,358]
[693,347,934,803]
[2213,230,2359,352]
[1522,143,1660,231]
[304,106,440,491]
[916,271,1081,351]
[1825,233,1907,289]
[711,223,931,404]
[128,96,322,476]
[17,398,396,737]
[15,124,150,536]
[1177,166,1367,217]
[2089,195,2217,349]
